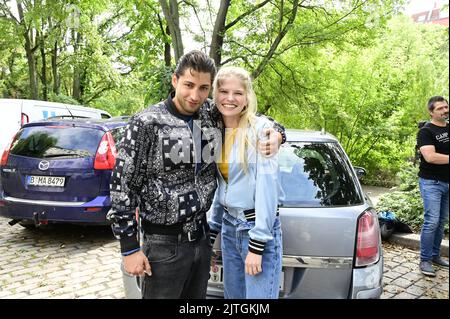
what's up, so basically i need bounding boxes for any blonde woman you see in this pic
[209,66,282,299]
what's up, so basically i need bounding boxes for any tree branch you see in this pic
[98,8,126,34]
[0,0,20,24]
[84,85,113,104]
[220,55,250,66]
[183,0,207,45]
[224,0,271,31]
[252,0,299,79]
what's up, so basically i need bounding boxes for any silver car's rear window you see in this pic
[10,125,104,159]
[279,142,363,207]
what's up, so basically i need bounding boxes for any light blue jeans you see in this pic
[419,177,449,262]
[221,213,282,299]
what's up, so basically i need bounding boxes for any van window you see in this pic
[278,142,362,207]
[10,126,104,159]
[101,113,111,119]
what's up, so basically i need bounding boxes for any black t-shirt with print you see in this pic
[417,122,449,183]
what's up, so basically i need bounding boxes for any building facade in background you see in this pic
[411,3,449,26]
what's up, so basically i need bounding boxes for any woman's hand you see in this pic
[245,252,263,276]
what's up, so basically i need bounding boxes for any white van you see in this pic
[0,98,111,156]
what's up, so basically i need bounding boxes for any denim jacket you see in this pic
[209,117,280,255]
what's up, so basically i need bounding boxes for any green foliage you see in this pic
[143,65,173,106]
[376,164,448,233]
[397,162,419,191]
[0,1,448,185]
[376,187,424,232]
[260,15,448,184]
[91,88,145,116]
[47,93,80,105]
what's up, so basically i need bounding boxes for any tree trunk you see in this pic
[52,41,60,94]
[48,17,60,95]
[210,0,230,67]
[17,1,38,99]
[156,13,172,66]
[158,0,184,61]
[38,26,48,101]
[3,53,16,97]
[72,31,82,101]
[164,25,171,66]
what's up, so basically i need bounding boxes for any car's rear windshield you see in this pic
[10,125,104,159]
[279,142,363,207]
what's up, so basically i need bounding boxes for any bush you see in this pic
[397,162,419,191]
[376,188,424,232]
[376,163,448,234]
[47,93,81,105]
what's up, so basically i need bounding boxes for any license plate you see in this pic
[209,264,224,284]
[27,175,65,187]
[209,264,285,290]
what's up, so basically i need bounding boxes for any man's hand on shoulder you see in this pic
[258,128,282,157]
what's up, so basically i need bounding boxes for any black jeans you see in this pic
[140,232,212,299]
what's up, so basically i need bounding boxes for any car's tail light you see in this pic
[1,134,18,166]
[21,113,29,126]
[94,131,117,170]
[355,208,380,267]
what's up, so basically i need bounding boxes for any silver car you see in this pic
[122,129,383,299]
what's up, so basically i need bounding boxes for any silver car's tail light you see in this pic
[355,208,380,267]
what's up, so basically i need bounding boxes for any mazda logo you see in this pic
[38,160,50,171]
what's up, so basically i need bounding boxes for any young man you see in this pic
[107,50,285,298]
[417,96,449,277]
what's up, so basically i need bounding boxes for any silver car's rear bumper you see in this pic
[121,263,141,299]
[350,254,384,299]
[121,255,384,299]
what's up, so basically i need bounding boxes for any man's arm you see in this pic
[258,113,286,144]
[108,115,153,276]
[420,145,450,164]
[108,115,150,254]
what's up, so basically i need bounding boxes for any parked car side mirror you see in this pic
[353,166,366,179]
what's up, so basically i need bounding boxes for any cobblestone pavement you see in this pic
[0,218,448,299]
[381,242,448,299]
[0,219,124,299]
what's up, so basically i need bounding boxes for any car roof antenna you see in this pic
[64,104,75,119]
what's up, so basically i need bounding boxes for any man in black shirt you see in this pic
[417,96,449,277]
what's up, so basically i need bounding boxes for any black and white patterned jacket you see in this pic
[108,97,222,254]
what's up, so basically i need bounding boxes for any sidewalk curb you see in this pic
[387,233,449,257]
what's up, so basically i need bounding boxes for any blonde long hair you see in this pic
[213,66,257,172]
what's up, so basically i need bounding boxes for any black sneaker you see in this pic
[419,261,436,277]
[432,257,449,268]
